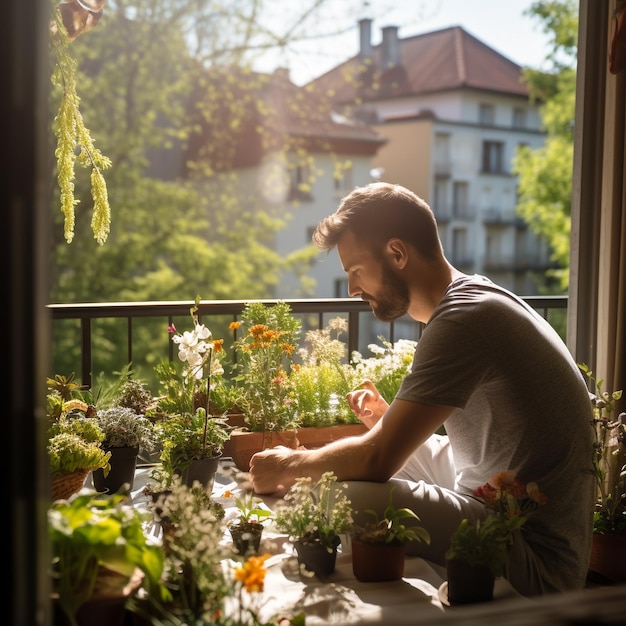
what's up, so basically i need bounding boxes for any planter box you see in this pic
[222,423,367,471]
[296,423,367,449]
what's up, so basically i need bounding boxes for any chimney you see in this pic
[381,25,400,69]
[358,18,373,58]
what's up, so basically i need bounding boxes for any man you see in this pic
[249,182,594,596]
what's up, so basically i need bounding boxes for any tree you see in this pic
[48,0,364,379]
[513,0,579,291]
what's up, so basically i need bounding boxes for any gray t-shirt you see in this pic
[396,274,595,589]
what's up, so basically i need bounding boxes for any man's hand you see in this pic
[249,446,302,496]
[347,380,389,429]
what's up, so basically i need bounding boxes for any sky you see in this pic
[253,0,556,86]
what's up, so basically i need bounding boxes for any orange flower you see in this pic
[234,554,270,593]
[229,321,241,331]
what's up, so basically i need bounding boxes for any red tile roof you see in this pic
[309,26,530,104]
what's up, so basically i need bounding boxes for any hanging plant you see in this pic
[49,1,111,245]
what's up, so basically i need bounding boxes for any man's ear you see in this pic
[385,238,408,269]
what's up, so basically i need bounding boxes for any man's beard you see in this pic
[362,263,410,322]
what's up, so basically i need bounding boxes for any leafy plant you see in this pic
[351,487,430,545]
[155,409,230,485]
[95,405,156,449]
[273,471,354,548]
[46,381,110,477]
[447,471,547,577]
[579,364,626,534]
[49,490,167,626]
[229,301,302,432]
[49,0,111,245]
[445,516,511,578]
[226,490,273,525]
[290,317,357,427]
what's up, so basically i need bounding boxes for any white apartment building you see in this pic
[285,20,552,305]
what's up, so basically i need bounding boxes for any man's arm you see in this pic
[249,398,455,495]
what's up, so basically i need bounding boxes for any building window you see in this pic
[512,107,526,129]
[434,133,451,176]
[334,163,353,196]
[453,181,470,218]
[289,164,312,201]
[479,103,495,125]
[452,228,468,265]
[334,277,349,297]
[482,141,505,174]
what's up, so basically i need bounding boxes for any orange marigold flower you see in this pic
[250,324,269,338]
[229,321,241,330]
[234,554,270,593]
[213,338,224,353]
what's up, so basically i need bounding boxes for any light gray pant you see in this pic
[343,434,547,596]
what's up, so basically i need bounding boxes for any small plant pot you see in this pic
[351,539,406,582]
[92,445,139,494]
[445,558,495,605]
[179,454,221,492]
[294,537,339,577]
[229,522,264,556]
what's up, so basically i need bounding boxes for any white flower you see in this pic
[172,323,213,379]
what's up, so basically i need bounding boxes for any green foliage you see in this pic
[352,487,430,546]
[47,432,110,476]
[46,379,111,476]
[514,0,579,290]
[49,490,168,624]
[445,516,511,578]
[230,301,302,432]
[95,406,156,449]
[155,410,230,482]
[227,491,273,525]
[578,364,626,534]
[49,3,111,245]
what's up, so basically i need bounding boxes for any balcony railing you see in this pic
[48,296,568,388]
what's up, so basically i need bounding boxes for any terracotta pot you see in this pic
[294,537,339,577]
[589,532,626,583]
[223,430,299,471]
[229,522,264,556]
[295,424,367,450]
[445,559,495,605]
[351,539,406,582]
[179,454,221,492]
[92,445,139,494]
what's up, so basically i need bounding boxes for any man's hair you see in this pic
[312,182,443,261]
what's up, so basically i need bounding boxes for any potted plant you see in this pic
[445,471,547,605]
[292,326,418,449]
[130,480,274,625]
[49,489,167,626]
[273,471,354,577]
[152,296,231,490]
[225,489,273,556]
[350,487,430,582]
[288,317,365,450]
[47,374,111,501]
[90,405,156,494]
[224,301,302,470]
[579,364,626,583]
[154,408,230,491]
